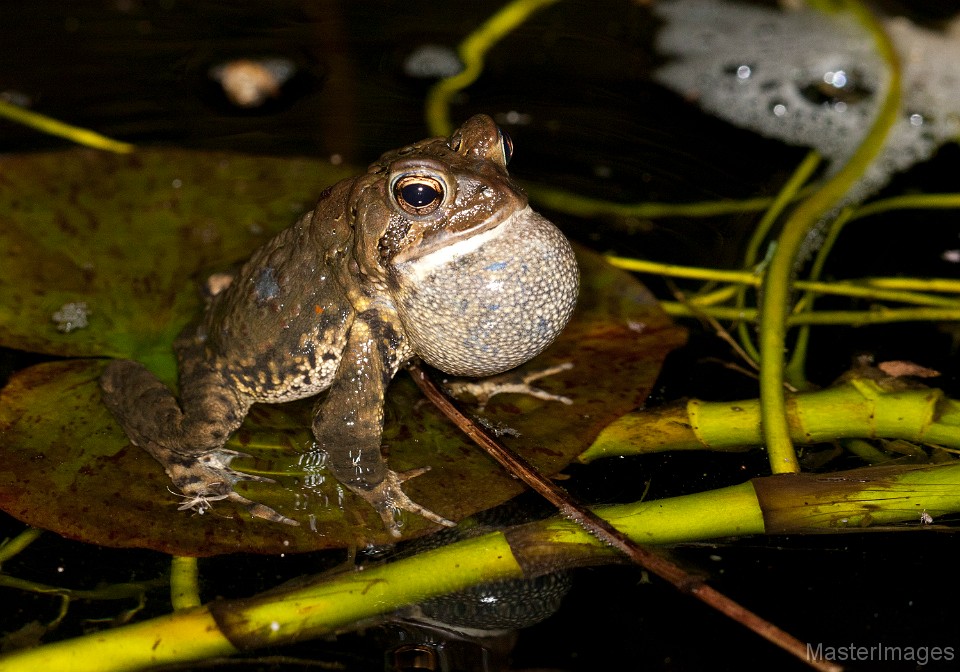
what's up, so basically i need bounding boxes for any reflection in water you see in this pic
[380,510,572,672]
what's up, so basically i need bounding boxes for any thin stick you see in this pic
[409,362,841,672]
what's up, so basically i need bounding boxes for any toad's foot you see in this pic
[156,445,299,526]
[350,467,455,538]
[445,362,574,411]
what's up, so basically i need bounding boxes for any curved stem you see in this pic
[850,192,960,220]
[738,152,823,364]
[425,0,561,136]
[784,207,855,388]
[758,2,902,474]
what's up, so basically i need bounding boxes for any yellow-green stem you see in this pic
[580,381,960,462]
[661,303,960,326]
[784,208,855,388]
[425,0,561,136]
[850,192,960,220]
[169,557,201,610]
[865,277,960,293]
[737,151,822,364]
[0,527,43,566]
[526,183,782,219]
[743,151,823,270]
[608,256,960,308]
[758,1,901,473]
[0,493,762,671]
[0,100,134,153]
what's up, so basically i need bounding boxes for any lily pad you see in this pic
[0,148,685,555]
[0,148,354,375]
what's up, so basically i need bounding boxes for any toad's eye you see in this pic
[393,175,445,215]
[498,128,513,165]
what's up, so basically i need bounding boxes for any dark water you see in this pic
[2,1,960,670]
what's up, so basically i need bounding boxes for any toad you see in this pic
[100,115,579,536]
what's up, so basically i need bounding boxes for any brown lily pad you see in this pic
[0,148,685,555]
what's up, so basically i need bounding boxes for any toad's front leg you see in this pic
[312,310,455,537]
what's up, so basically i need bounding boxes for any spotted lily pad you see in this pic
[0,148,685,555]
[0,148,354,374]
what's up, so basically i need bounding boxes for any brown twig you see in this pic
[409,361,841,672]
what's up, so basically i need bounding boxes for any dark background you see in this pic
[2,1,960,670]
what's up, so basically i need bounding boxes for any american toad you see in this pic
[100,115,579,536]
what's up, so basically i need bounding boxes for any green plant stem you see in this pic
[526,183,782,219]
[850,192,960,220]
[751,463,960,531]
[757,1,902,474]
[776,188,960,387]
[425,0,561,136]
[408,362,826,670]
[608,257,758,284]
[660,303,960,326]
[579,379,960,462]
[688,285,741,307]
[784,207,856,389]
[795,280,958,307]
[0,491,760,672]
[737,152,823,364]
[607,257,960,308]
[8,460,960,671]
[0,527,43,566]
[524,184,960,228]
[170,557,201,610]
[864,277,960,293]
[744,152,823,272]
[0,575,164,602]
[842,438,895,464]
[0,100,134,154]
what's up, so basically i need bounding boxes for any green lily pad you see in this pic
[0,148,685,555]
[0,148,354,374]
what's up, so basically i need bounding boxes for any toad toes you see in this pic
[100,115,579,536]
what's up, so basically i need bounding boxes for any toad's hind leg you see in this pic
[99,359,298,526]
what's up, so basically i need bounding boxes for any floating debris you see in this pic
[654,0,960,203]
[403,45,463,79]
[209,58,296,108]
[877,360,941,378]
[0,90,32,107]
[51,302,90,333]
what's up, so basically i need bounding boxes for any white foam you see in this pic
[654,0,960,203]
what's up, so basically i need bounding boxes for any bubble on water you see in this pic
[654,0,960,204]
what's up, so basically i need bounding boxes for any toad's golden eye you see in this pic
[393,175,445,215]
